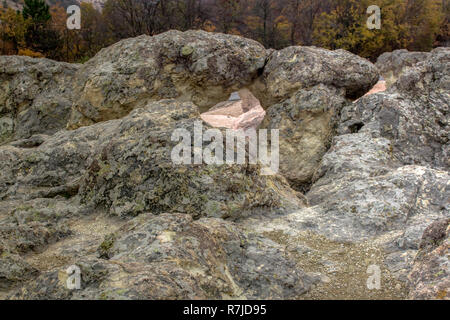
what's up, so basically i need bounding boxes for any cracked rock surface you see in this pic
[0,31,448,300]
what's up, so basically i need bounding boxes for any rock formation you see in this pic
[0,30,448,300]
[262,84,347,190]
[67,30,268,129]
[408,218,449,300]
[0,56,79,145]
[375,48,435,87]
[200,89,266,131]
[251,46,379,107]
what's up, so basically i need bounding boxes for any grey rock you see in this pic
[291,48,450,296]
[0,56,79,144]
[262,84,347,189]
[0,99,303,219]
[376,49,431,87]
[251,46,379,107]
[340,48,449,170]
[375,48,448,88]
[0,35,448,301]
[8,213,316,300]
[68,30,268,129]
[0,254,38,290]
[408,218,450,300]
[307,165,449,243]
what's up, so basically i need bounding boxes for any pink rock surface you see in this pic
[354,80,387,102]
[201,89,266,131]
[365,80,387,95]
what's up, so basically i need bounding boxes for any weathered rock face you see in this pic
[78,100,303,218]
[65,32,382,194]
[0,33,448,300]
[407,218,449,300]
[0,56,79,145]
[341,48,449,169]
[0,99,303,220]
[0,97,304,298]
[376,49,431,87]
[293,48,450,289]
[251,46,379,107]
[0,254,38,291]
[67,30,268,129]
[8,213,316,300]
[252,46,378,189]
[0,196,79,291]
[228,48,449,300]
[262,84,347,189]
[308,162,449,244]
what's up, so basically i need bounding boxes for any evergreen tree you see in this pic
[22,0,51,23]
[22,0,60,56]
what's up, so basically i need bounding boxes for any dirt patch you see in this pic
[264,230,408,300]
[23,213,126,272]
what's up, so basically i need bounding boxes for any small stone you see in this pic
[181,45,194,56]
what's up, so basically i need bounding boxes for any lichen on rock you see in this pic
[0,32,448,300]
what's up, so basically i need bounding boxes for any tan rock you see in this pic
[262,84,347,190]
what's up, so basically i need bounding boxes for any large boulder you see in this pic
[287,47,450,293]
[77,100,303,218]
[262,84,347,189]
[302,71,450,282]
[252,47,378,189]
[0,33,448,300]
[308,161,449,244]
[0,97,306,298]
[341,48,449,169]
[408,218,450,300]
[0,99,303,219]
[67,30,268,129]
[251,46,379,107]
[375,49,431,87]
[0,56,79,145]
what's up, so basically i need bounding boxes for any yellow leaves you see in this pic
[245,15,262,31]
[49,5,67,33]
[18,48,44,58]
[1,0,447,63]
[312,0,441,61]
[203,20,217,33]
[275,15,291,34]
[0,8,31,48]
[436,289,447,300]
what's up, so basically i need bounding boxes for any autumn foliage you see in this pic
[0,0,449,62]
